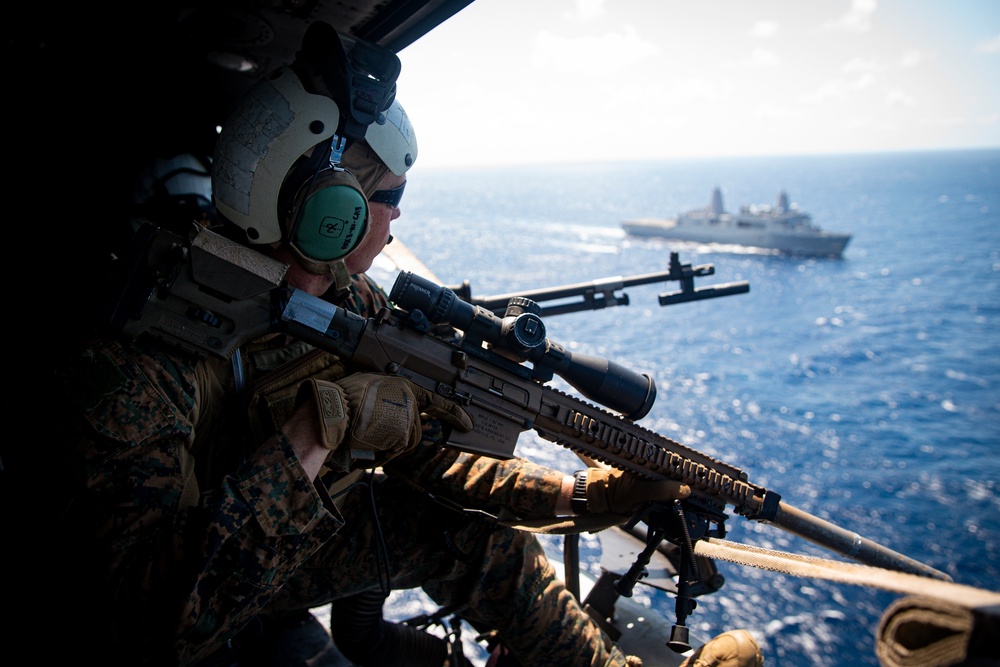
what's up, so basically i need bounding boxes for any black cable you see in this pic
[328,470,393,597]
[366,468,393,597]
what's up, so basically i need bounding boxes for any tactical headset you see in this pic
[212,28,416,278]
[277,137,371,275]
[212,66,369,271]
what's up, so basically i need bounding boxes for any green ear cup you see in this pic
[292,185,368,261]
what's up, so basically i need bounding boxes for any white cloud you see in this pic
[744,46,781,68]
[750,20,778,38]
[885,89,916,107]
[755,103,799,120]
[842,57,881,74]
[854,72,877,91]
[562,0,606,22]
[722,46,780,70]
[899,49,926,68]
[668,78,733,104]
[531,25,658,76]
[915,115,968,128]
[802,80,850,104]
[823,0,877,34]
[976,32,1000,54]
[801,71,875,103]
[843,116,877,130]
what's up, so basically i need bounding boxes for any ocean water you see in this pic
[368,148,1000,666]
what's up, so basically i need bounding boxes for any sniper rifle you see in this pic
[108,223,950,648]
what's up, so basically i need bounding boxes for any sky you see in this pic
[393,0,1000,168]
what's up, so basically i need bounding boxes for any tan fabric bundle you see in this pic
[876,595,1000,667]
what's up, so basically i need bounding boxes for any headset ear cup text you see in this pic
[287,169,370,262]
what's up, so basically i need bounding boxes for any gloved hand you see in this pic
[296,374,474,471]
[582,467,691,516]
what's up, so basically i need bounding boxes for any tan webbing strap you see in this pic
[693,537,1000,607]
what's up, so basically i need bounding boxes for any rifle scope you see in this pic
[391,271,656,420]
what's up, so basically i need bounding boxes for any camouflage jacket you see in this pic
[54,272,563,665]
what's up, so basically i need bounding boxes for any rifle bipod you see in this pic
[666,501,701,653]
[586,500,728,654]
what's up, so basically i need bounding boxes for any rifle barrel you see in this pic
[470,268,741,314]
[469,275,629,312]
[771,501,951,581]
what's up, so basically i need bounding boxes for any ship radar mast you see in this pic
[777,190,790,213]
[710,187,725,215]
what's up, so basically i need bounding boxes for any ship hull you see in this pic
[622,217,851,258]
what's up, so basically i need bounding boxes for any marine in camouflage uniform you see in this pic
[53,269,631,667]
[48,50,681,666]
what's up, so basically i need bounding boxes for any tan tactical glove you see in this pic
[296,374,474,472]
[578,467,691,516]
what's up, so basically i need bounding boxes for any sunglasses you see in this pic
[369,181,406,208]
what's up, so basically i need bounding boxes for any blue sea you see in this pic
[368,148,1000,666]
